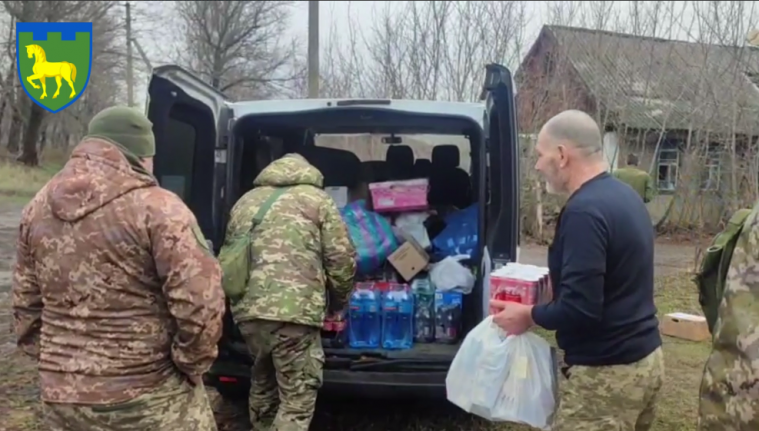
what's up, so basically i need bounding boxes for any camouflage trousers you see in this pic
[43,374,217,431]
[698,347,759,430]
[238,319,324,431]
[552,347,664,431]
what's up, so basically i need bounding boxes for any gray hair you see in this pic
[542,110,603,156]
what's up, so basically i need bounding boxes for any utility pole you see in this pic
[125,1,134,107]
[307,0,319,98]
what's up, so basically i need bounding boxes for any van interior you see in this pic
[217,110,487,369]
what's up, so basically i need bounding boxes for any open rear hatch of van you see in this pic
[145,64,519,396]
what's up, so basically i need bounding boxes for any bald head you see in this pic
[542,110,603,157]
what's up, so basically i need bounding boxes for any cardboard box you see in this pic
[388,237,429,281]
[660,312,710,342]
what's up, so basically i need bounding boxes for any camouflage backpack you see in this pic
[695,208,752,335]
[218,188,289,302]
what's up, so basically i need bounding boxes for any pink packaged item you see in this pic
[369,179,429,213]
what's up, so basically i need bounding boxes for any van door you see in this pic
[481,63,519,265]
[146,65,233,250]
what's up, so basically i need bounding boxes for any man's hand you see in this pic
[186,374,203,387]
[490,300,534,335]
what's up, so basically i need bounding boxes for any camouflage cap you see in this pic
[87,106,156,158]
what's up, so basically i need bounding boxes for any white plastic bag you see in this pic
[394,212,431,248]
[490,332,556,429]
[430,255,475,293]
[446,317,556,430]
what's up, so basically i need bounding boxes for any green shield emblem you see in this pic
[17,22,92,114]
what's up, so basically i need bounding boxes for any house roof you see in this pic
[541,25,759,135]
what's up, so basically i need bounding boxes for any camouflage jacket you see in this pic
[12,138,224,405]
[612,167,655,203]
[225,153,356,327]
[699,202,759,429]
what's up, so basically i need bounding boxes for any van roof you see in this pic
[229,99,486,128]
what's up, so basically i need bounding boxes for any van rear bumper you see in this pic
[205,364,447,400]
[322,370,447,399]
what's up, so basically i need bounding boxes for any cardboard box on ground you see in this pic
[659,312,710,342]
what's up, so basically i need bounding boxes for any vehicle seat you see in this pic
[386,145,414,180]
[361,161,390,183]
[429,145,472,209]
[413,159,432,179]
[299,147,360,188]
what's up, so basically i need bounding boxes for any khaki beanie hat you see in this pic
[87,106,156,158]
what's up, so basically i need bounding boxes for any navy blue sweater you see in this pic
[531,172,662,366]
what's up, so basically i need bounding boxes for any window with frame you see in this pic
[160,117,197,201]
[701,143,721,191]
[657,139,680,192]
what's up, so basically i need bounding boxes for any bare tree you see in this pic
[172,0,302,99]
[319,1,528,102]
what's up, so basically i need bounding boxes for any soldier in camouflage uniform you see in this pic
[698,204,759,431]
[224,153,356,431]
[612,153,655,203]
[12,106,225,431]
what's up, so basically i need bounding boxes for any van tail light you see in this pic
[218,376,238,383]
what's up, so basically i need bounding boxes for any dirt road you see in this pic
[520,242,696,277]
[0,202,21,355]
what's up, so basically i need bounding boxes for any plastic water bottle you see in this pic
[348,283,381,348]
[411,277,435,343]
[382,284,415,350]
[434,291,463,344]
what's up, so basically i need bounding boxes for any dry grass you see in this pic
[0,148,67,203]
[0,272,709,431]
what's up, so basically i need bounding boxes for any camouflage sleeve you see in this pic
[320,197,356,311]
[148,195,225,379]
[12,208,42,359]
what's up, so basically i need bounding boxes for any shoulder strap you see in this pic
[250,188,288,230]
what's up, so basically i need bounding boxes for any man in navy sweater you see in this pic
[491,110,663,431]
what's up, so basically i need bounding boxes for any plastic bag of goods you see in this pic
[394,212,432,249]
[446,317,555,429]
[430,255,475,294]
[432,204,478,257]
[339,200,400,275]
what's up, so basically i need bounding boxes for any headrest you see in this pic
[431,145,460,168]
[413,159,432,178]
[386,145,414,168]
[309,148,360,187]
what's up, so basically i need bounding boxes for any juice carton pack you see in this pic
[323,311,348,348]
[489,263,551,315]
[434,290,463,344]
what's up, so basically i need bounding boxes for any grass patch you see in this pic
[0,273,710,431]
[0,148,67,203]
[0,351,41,431]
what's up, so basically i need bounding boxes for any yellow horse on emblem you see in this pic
[24,44,77,100]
